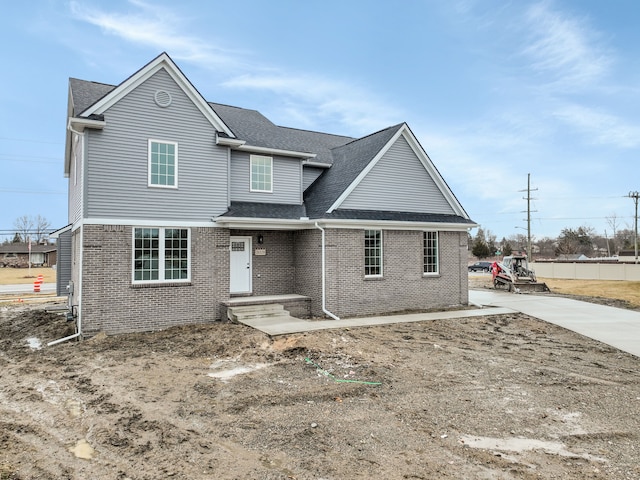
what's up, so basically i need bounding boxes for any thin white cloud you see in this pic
[521,1,612,88]
[222,74,402,134]
[553,104,640,148]
[68,0,242,69]
[68,1,402,135]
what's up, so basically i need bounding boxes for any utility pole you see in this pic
[629,191,639,264]
[520,173,537,259]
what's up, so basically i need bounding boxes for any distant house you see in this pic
[618,249,639,263]
[58,53,477,336]
[0,243,57,267]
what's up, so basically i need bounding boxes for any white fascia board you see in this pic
[81,218,217,228]
[326,125,406,213]
[214,217,314,230]
[68,117,106,131]
[49,224,72,239]
[80,53,235,138]
[235,144,317,159]
[216,136,246,147]
[316,218,477,232]
[302,160,332,168]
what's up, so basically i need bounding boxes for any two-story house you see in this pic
[56,53,476,336]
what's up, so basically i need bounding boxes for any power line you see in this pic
[0,189,65,195]
[0,136,62,145]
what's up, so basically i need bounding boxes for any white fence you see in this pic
[531,262,640,281]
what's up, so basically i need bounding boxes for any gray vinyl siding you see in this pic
[340,135,456,214]
[56,229,72,296]
[68,133,83,223]
[85,68,228,221]
[230,151,302,204]
[303,166,324,190]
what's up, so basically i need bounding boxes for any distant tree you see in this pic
[34,215,51,243]
[502,241,513,256]
[536,237,556,258]
[11,232,22,244]
[471,228,491,259]
[555,226,595,258]
[13,215,33,243]
[11,214,51,243]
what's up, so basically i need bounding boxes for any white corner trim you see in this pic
[236,144,317,159]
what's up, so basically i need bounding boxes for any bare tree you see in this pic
[12,215,51,243]
[34,215,51,243]
[13,215,34,243]
[606,213,621,239]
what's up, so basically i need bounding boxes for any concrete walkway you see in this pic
[470,289,640,358]
[237,306,515,336]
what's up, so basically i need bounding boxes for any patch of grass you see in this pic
[540,278,640,309]
[0,267,55,285]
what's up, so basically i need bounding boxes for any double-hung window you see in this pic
[364,229,383,277]
[250,154,272,192]
[423,231,439,275]
[149,140,178,188]
[133,227,190,283]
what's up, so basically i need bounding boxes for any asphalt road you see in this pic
[0,283,56,295]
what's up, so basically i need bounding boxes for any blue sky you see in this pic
[2,0,640,243]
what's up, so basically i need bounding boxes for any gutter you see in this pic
[314,223,340,321]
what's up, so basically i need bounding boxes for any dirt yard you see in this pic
[2,283,640,480]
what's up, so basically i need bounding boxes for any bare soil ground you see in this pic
[2,283,640,479]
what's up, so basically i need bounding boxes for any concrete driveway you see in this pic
[470,289,640,358]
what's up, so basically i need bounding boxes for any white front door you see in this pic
[230,236,252,294]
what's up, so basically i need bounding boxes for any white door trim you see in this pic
[230,236,252,294]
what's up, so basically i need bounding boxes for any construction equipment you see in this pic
[492,252,549,293]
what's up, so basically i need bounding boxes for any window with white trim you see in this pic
[364,229,382,277]
[423,231,439,275]
[250,154,272,192]
[133,227,190,283]
[149,140,178,187]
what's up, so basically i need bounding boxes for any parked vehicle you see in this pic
[468,261,492,272]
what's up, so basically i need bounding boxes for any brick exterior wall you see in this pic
[79,225,229,335]
[293,229,323,315]
[230,230,295,296]
[299,228,468,318]
[74,224,469,334]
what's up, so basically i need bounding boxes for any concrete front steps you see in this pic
[227,304,291,323]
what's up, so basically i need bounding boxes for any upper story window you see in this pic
[149,140,178,188]
[250,154,272,192]
[364,229,383,277]
[423,231,439,275]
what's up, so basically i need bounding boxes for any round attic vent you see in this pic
[154,90,172,108]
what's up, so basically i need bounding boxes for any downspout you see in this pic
[314,223,340,321]
[48,221,83,347]
[49,126,85,346]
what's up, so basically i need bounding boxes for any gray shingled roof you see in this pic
[69,78,116,116]
[303,124,404,218]
[324,209,475,224]
[209,103,353,165]
[68,72,471,224]
[221,202,307,219]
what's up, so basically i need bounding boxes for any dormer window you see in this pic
[149,140,178,188]
[250,154,272,192]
